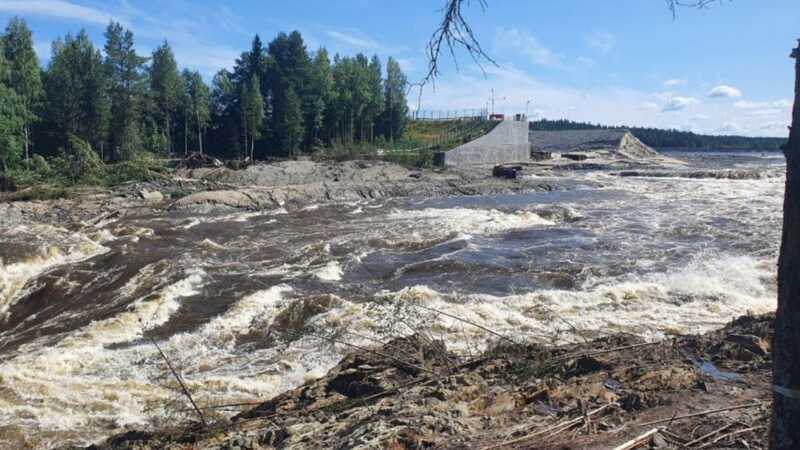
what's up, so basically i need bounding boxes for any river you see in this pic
[0,150,784,449]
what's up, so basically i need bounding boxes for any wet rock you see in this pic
[726,333,770,357]
[271,295,339,332]
[563,356,612,378]
[81,314,775,450]
[492,165,522,179]
[173,190,259,209]
[137,189,163,203]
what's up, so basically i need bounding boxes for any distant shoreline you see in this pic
[657,147,785,153]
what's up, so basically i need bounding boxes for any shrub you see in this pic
[50,134,106,185]
[30,154,51,175]
[106,157,168,185]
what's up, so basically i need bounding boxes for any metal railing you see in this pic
[408,108,489,121]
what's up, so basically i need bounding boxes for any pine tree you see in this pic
[280,87,304,157]
[183,70,211,154]
[310,48,334,147]
[239,75,264,160]
[0,48,23,171]
[44,31,110,158]
[367,55,383,143]
[2,17,43,164]
[104,21,147,161]
[149,41,182,155]
[210,69,240,158]
[268,31,313,153]
[384,57,408,142]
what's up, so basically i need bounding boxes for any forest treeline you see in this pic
[530,119,787,151]
[0,17,410,175]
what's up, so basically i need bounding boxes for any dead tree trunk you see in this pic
[770,39,800,450]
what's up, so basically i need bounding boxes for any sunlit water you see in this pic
[0,150,785,448]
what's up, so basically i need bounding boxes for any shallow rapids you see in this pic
[0,150,784,449]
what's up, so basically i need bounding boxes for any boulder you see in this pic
[492,165,522,179]
[173,190,258,209]
[138,189,164,203]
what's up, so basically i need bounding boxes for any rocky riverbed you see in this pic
[0,151,783,449]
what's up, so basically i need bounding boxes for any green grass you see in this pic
[379,119,499,164]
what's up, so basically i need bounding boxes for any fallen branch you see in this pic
[147,334,207,427]
[412,303,516,345]
[482,403,617,449]
[696,426,765,449]
[683,422,736,447]
[612,428,660,450]
[553,341,664,362]
[636,402,763,428]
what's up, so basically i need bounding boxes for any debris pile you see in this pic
[78,314,773,450]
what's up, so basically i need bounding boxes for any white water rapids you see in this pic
[0,151,783,449]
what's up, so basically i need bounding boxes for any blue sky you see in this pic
[0,0,797,137]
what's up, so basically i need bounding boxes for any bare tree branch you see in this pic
[410,0,498,109]
[414,0,730,108]
[665,0,729,19]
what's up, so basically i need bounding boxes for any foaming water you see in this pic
[0,225,113,321]
[0,150,784,448]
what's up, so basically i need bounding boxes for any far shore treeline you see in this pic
[530,119,787,151]
[0,17,410,176]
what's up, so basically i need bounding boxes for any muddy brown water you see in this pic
[0,150,785,449]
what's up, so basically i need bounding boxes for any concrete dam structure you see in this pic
[438,120,531,166]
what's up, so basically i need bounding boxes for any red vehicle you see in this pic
[489,113,505,121]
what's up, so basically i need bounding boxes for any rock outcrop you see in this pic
[530,130,659,159]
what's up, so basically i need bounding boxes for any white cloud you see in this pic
[410,63,786,137]
[663,79,687,87]
[326,30,382,49]
[0,0,125,26]
[760,121,789,131]
[733,99,792,110]
[577,56,595,67]
[495,28,566,69]
[662,96,699,112]
[586,31,615,54]
[749,109,783,117]
[640,102,659,110]
[709,85,742,98]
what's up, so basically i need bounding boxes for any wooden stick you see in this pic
[683,422,736,447]
[636,402,763,428]
[553,341,663,362]
[482,403,616,449]
[148,335,207,427]
[611,428,660,450]
[178,401,266,413]
[412,303,516,344]
[696,426,765,449]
